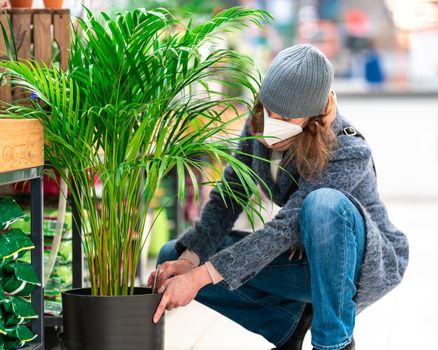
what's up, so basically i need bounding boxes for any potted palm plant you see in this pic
[0,6,270,350]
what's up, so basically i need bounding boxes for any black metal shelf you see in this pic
[21,342,43,350]
[0,166,45,350]
[0,167,43,185]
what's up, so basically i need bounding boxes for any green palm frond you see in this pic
[0,6,272,296]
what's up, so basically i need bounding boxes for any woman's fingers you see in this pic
[166,301,176,311]
[153,292,170,323]
[157,283,167,294]
[147,264,171,292]
[156,262,176,287]
[148,260,195,291]
[153,280,176,322]
[152,271,202,323]
[147,270,156,287]
[156,266,168,287]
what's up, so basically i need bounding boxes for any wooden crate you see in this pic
[0,8,70,103]
[0,118,44,172]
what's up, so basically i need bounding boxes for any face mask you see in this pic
[263,107,304,146]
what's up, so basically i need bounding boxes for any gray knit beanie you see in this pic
[259,44,334,119]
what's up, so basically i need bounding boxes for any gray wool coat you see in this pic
[175,111,409,313]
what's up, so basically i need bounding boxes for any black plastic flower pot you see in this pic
[62,287,164,350]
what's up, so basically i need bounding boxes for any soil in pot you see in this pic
[62,287,165,350]
[10,0,33,8]
[43,0,63,8]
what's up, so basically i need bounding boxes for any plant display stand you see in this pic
[0,118,45,349]
[0,8,71,336]
[0,8,70,103]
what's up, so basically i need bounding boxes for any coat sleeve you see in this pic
[208,138,373,290]
[174,121,255,263]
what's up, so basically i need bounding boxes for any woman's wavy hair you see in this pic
[250,98,338,181]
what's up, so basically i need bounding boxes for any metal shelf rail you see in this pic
[0,167,45,350]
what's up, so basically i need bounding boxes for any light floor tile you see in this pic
[193,314,272,349]
[165,301,218,350]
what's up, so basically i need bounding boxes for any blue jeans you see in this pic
[157,188,366,350]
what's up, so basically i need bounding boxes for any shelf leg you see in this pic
[31,176,45,348]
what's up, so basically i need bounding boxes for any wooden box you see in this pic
[0,118,44,172]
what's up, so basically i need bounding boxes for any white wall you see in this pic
[337,94,438,199]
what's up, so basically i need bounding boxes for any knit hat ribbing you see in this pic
[259,44,334,119]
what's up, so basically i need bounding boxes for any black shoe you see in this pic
[343,337,355,350]
[312,337,355,350]
[272,303,313,350]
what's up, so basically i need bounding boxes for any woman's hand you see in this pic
[152,265,213,323]
[147,259,196,292]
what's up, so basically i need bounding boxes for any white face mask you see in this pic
[263,107,304,146]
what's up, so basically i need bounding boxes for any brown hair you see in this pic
[250,99,337,181]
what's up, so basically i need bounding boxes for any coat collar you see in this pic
[253,133,297,205]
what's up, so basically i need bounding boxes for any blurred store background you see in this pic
[17,0,438,90]
[25,0,438,90]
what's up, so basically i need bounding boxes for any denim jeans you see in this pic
[157,188,366,350]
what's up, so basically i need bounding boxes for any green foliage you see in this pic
[0,7,272,296]
[112,0,225,16]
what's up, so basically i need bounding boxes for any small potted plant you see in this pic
[0,6,270,350]
[43,0,62,8]
[9,0,33,8]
